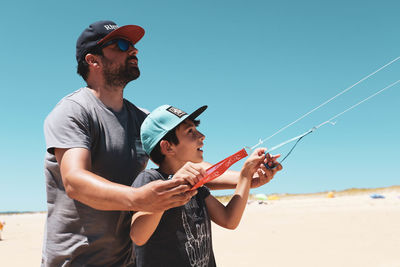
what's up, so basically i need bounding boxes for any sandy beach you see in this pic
[1,188,399,267]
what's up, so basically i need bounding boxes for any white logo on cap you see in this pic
[104,24,119,31]
[167,106,187,118]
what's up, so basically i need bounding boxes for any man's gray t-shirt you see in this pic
[42,87,148,266]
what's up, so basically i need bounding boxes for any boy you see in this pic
[131,105,281,267]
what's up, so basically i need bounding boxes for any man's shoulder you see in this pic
[47,88,91,113]
[45,88,92,122]
[59,87,94,107]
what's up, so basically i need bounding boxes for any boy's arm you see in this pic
[130,211,164,246]
[130,162,208,246]
[199,162,239,190]
[201,153,281,190]
[205,172,252,230]
[205,149,282,229]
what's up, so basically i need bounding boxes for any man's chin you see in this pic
[128,68,140,81]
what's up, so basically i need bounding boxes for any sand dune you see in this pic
[1,189,399,267]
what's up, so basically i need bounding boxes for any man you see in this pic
[42,20,280,266]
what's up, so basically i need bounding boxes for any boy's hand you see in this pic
[240,148,269,179]
[264,153,281,169]
[250,150,282,188]
[172,162,206,187]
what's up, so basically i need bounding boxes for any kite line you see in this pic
[191,57,400,189]
[250,56,400,150]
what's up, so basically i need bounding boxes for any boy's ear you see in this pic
[160,140,175,156]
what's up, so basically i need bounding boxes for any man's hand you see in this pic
[134,178,198,213]
[250,153,283,188]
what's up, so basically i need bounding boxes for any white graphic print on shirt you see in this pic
[182,208,210,267]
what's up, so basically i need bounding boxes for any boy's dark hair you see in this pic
[77,46,104,81]
[150,119,200,165]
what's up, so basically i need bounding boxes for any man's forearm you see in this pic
[57,147,197,212]
[63,169,142,211]
[63,169,197,213]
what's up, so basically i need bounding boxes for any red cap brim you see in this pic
[97,25,145,45]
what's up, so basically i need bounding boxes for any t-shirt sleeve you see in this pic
[44,99,92,155]
[197,186,211,200]
[132,170,162,188]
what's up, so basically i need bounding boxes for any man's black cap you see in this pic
[76,20,145,62]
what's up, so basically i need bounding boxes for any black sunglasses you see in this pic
[101,39,135,52]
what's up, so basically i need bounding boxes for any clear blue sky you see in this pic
[1,0,399,212]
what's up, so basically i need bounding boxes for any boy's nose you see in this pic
[198,131,205,141]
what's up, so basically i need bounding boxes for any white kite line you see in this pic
[250,56,400,151]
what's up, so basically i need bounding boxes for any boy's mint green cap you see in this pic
[141,105,207,155]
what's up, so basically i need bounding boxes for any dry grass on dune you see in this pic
[214,185,400,202]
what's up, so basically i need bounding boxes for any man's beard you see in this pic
[102,57,140,88]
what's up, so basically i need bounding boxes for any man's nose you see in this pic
[128,46,138,56]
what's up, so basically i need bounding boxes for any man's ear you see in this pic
[85,53,100,68]
[160,140,175,156]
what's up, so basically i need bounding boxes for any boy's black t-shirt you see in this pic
[132,169,217,267]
